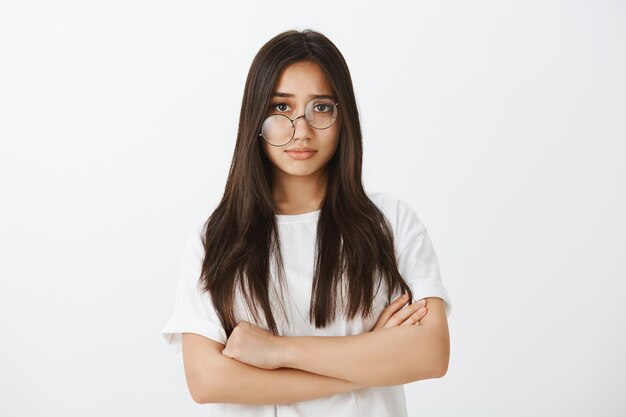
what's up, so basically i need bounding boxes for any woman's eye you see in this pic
[314,103,330,112]
[271,103,289,112]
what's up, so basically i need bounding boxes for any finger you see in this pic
[400,306,428,326]
[383,299,427,329]
[372,294,410,330]
[384,302,423,328]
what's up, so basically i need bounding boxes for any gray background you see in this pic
[1,0,624,415]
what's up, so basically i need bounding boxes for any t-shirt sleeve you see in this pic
[394,198,453,318]
[161,219,228,358]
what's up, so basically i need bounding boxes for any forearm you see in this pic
[201,354,366,405]
[279,325,446,387]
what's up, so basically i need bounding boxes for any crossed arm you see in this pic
[183,297,449,405]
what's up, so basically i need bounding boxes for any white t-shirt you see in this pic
[161,191,453,417]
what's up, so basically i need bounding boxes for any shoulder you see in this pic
[181,216,211,256]
[366,190,427,252]
[192,216,209,237]
[188,200,220,242]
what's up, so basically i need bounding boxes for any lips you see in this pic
[285,148,317,160]
[285,147,317,152]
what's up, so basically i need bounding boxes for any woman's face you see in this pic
[260,60,341,180]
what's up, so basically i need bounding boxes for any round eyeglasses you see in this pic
[258,98,340,147]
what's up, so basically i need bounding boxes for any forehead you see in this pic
[272,61,335,98]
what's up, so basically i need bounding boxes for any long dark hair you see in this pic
[200,29,414,338]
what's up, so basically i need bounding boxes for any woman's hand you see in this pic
[221,295,428,368]
[221,321,284,370]
[370,293,428,332]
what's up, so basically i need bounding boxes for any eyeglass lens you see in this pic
[261,98,338,146]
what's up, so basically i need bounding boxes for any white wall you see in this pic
[1,0,624,415]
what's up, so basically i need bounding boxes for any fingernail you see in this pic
[402,293,409,299]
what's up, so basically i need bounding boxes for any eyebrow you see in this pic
[271,92,337,101]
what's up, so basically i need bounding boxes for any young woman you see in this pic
[162,29,453,416]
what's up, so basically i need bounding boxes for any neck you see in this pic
[272,169,328,215]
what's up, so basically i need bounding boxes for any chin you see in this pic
[282,167,321,177]
[275,162,325,177]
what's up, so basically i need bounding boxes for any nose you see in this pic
[292,114,312,140]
